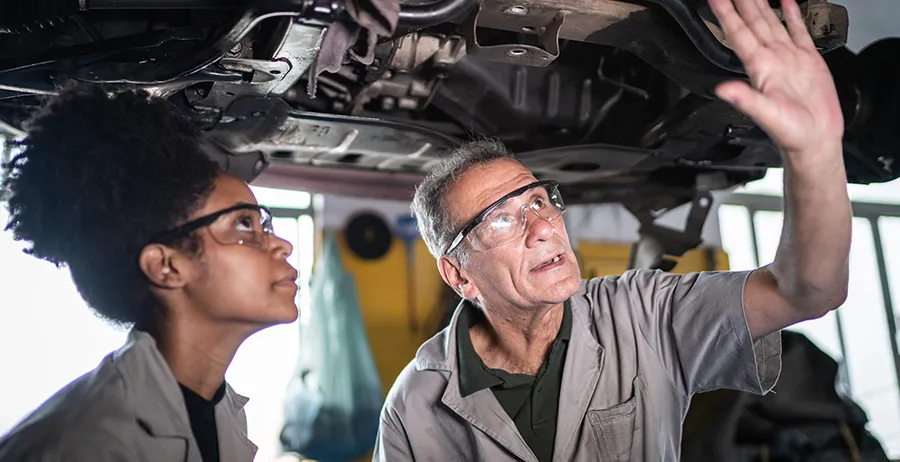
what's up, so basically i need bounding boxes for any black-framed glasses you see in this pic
[443,180,565,255]
[149,203,274,249]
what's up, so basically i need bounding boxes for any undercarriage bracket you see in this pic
[626,173,721,271]
[191,22,326,110]
[462,4,565,68]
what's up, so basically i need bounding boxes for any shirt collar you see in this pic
[179,381,228,406]
[455,300,572,397]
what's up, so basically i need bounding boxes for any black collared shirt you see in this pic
[179,382,227,462]
[456,301,572,462]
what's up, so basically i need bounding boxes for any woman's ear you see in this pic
[139,244,190,289]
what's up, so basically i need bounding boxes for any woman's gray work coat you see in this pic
[0,330,257,462]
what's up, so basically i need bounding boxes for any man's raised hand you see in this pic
[709,0,844,157]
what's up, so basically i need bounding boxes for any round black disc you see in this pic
[344,211,393,260]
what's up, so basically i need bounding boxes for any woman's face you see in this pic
[159,173,300,329]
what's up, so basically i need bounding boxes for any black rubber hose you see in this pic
[86,0,242,8]
[397,0,478,28]
[641,0,745,73]
[4,0,476,31]
[0,0,242,33]
[1,0,78,33]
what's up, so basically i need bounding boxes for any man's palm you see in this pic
[710,0,844,154]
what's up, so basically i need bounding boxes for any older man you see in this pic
[374,0,851,459]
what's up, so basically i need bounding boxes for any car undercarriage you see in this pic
[1,0,898,220]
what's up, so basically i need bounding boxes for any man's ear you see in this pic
[438,255,477,300]
[139,244,192,289]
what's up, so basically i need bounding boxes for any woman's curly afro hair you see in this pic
[2,85,221,328]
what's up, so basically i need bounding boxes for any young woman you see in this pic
[0,86,300,462]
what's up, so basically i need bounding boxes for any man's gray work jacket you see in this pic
[374,269,783,461]
[0,329,257,462]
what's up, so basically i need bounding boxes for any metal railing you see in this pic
[724,192,900,433]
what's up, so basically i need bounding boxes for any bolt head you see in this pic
[503,5,528,15]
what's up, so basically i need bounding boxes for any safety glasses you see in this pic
[444,180,565,254]
[149,203,274,249]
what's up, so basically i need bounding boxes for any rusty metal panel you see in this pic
[475,0,646,42]
[472,0,847,53]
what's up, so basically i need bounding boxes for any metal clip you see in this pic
[626,174,724,271]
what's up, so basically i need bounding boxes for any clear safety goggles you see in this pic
[444,180,566,254]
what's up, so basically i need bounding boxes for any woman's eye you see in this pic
[235,216,255,232]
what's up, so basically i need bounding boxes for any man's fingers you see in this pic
[709,0,760,58]
[754,0,791,43]
[715,80,780,128]
[782,0,816,50]
[731,0,774,43]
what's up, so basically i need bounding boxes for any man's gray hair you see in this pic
[411,138,521,266]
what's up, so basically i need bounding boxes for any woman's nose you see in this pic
[271,233,294,259]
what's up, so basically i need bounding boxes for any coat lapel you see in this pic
[417,303,537,462]
[216,387,258,462]
[118,330,197,461]
[441,371,537,462]
[117,329,257,462]
[553,295,604,461]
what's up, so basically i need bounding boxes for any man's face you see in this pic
[443,159,582,310]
